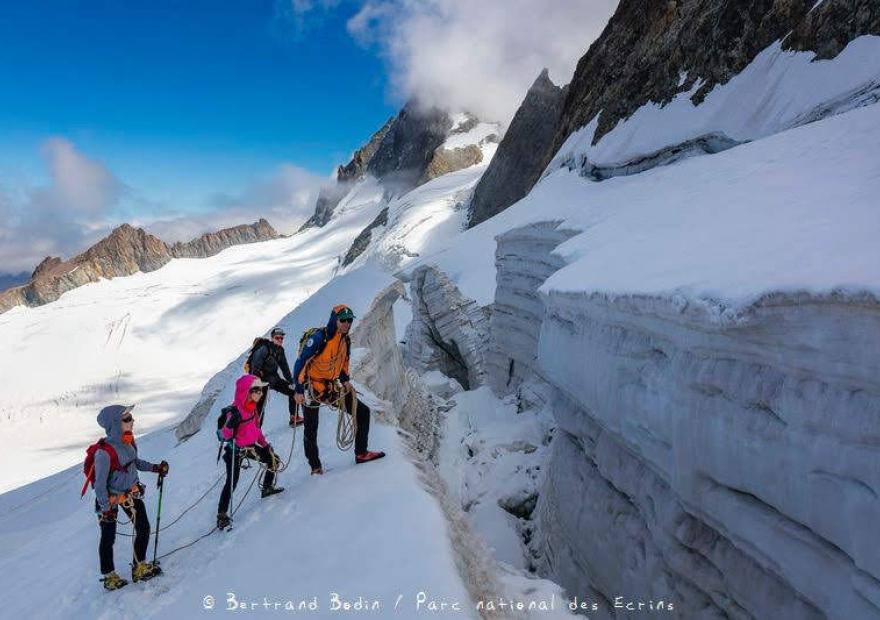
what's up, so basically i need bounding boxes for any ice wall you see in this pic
[488,221,577,408]
[533,287,880,618]
[404,265,490,391]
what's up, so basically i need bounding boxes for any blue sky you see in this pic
[0,0,395,193]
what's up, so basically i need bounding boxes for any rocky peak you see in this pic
[300,100,456,231]
[467,68,567,228]
[31,256,63,280]
[81,224,170,274]
[365,100,453,193]
[169,218,279,258]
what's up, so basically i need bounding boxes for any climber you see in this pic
[250,327,304,427]
[87,404,169,591]
[293,304,385,474]
[216,374,284,530]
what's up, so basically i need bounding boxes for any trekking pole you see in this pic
[152,473,165,565]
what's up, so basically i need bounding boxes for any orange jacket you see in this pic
[294,306,353,396]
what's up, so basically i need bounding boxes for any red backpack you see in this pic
[81,439,124,497]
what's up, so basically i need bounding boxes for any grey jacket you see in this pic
[93,405,156,512]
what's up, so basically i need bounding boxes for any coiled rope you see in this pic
[306,381,357,451]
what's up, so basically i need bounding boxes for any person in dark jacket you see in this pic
[250,327,304,427]
[293,305,384,474]
[93,405,169,590]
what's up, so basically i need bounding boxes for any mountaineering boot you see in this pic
[355,451,386,464]
[101,571,128,591]
[261,485,285,499]
[217,512,232,530]
[131,561,162,582]
[289,414,304,427]
[311,466,323,475]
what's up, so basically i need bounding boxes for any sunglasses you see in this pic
[273,335,284,340]
[121,415,134,423]
[339,318,353,324]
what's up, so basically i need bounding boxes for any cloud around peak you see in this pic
[346,0,618,124]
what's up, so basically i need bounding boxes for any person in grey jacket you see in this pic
[93,404,169,590]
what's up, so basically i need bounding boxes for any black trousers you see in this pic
[257,380,297,425]
[96,497,150,574]
[217,444,277,515]
[303,391,370,469]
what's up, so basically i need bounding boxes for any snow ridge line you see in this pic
[397,370,518,620]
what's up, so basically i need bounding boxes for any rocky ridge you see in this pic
[0,219,278,313]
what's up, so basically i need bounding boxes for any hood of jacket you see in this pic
[97,404,133,443]
[234,374,260,412]
[97,404,139,466]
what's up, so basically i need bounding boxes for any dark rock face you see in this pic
[0,219,279,313]
[299,116,395,232]
[337,117,395,184]
[467,69,567,228]
[298,183,351,231]
[554,0,880,155]
[786,0,880,58]
[366,101,453,193]
[300,100,455,230]
[342,207,389,267]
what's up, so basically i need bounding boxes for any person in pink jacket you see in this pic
[216,374,283,530]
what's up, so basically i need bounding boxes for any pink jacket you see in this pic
[221,375,269,448]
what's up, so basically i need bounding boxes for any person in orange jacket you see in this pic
[293,304,384,474]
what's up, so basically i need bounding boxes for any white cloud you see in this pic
[347,0,618,124]
[40,137,126,214]
[273,0,343,38]
[0,138,124,275]
[143,164,326,242]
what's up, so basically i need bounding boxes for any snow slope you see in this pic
[0,179,386,493]
[0,346,473,620]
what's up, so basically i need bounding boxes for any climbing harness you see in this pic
[305,380,358,451]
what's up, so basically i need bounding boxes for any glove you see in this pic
[99,508,116,523]
[152,460,169,476]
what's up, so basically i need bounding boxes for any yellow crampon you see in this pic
[101,572,128,591]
